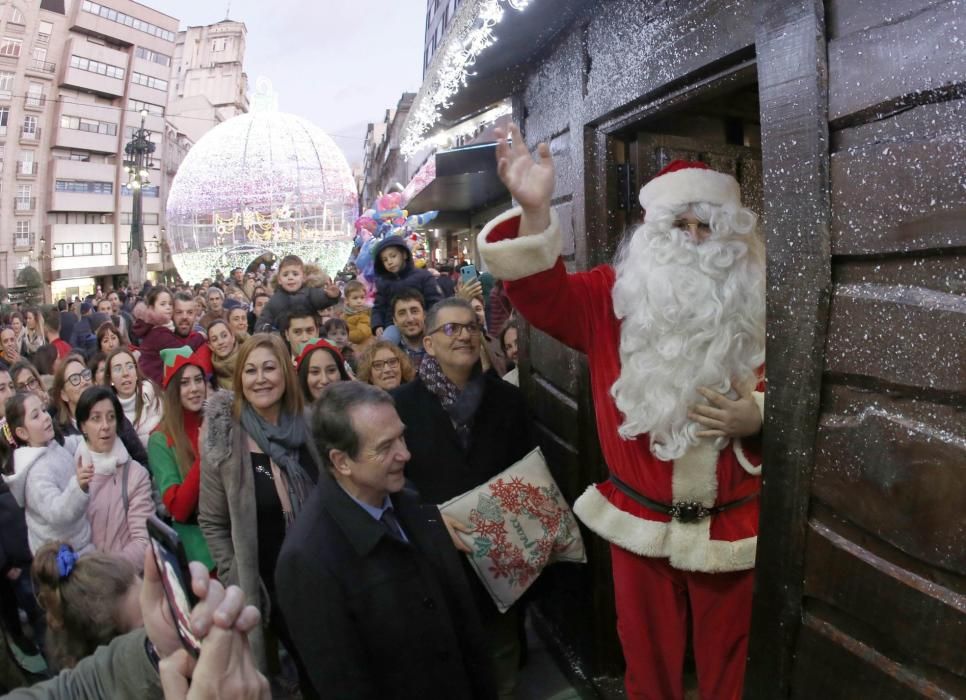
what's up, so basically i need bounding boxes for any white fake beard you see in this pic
[610,205,765,461]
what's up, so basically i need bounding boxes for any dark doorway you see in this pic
[605,75,762,258]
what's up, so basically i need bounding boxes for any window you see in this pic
[70,55,125,79]
[31,46,47,62]
[0,72,11,99]
[8,8,25,25]
[135,46,171,66]
[80,2,176,42]
[0,106,8,135]
[55,180,113,194]
[122,184,159,197]
[16,220,29,234]
[130,99,163,117]
[38,21,53,37]
[22,115,37,135]
[131,72,167,91]
[120,212,159,225]
[19,151,33,174]
[15,184,31,209]
[211,38,226,52]
[26,83,43,107]
[0,37,22,58]
[50,212,113,224]
[60,115,118,136]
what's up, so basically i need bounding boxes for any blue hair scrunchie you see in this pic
[56,545,78,580]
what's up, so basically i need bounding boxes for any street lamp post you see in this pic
[124,109,155,293]
[39,235,50,304]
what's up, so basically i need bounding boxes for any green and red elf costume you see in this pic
[146,346,214,571]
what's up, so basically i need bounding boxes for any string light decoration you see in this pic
[401,0,532,157]
[165,110,358,283]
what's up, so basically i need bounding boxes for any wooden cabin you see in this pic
[412,0,964,696]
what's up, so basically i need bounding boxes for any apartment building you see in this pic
[167,19,248,144]
[0,1,249,299]
[0,0,178,299]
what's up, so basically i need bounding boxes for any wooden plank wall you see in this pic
[790,0,966,696]
[745,0,833,694]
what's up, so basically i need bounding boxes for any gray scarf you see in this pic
[239,404,312,525]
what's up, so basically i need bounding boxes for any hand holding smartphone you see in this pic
[147,515,201,657]
[459,264,478,286]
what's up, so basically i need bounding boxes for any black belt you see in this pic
[608,474,759,523]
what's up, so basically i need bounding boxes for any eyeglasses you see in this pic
[372,357,400,372]
[110,362,136,376]
[15,376,39,392]
[673,220,712,237]
[428,321,482,338]
[66,369,93,386]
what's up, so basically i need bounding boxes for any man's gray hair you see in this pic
[424,297,475,335]
[311,382,395,470]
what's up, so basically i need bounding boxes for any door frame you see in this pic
[583,56,758,267]
[580,12,834,695]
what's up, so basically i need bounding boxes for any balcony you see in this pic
[16,161,38,177]
[24,94,46,111]
[36,34,50,46]
[27,59,56,75]
[14,197,36,211]
[0,125,6,138]
[20,127,41,142]
[14,233,34,250]
[5,22,24,35]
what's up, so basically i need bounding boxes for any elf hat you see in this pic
[160,345,212,389]
[294,338,344,373]
[639,160,741,213]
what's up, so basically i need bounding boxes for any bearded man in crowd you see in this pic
[477,124,765,700]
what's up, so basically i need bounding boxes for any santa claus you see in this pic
[477,124,765,700]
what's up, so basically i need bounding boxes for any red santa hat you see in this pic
[638,160,741,212]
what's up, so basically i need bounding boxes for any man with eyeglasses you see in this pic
[390,297,536,698]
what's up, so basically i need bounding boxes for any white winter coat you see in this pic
[3,437,92,555]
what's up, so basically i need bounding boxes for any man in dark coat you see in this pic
[275,382,495,700]
[390,297,536,699]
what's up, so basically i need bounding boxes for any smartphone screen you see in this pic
[147,516,201,657]
[460,265,477,285]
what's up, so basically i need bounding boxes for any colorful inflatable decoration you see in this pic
[352,190,438,287]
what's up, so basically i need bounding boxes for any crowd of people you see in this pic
[0,122,765,700]
[0,245,522,698]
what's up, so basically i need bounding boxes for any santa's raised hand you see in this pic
[495,123,555,235]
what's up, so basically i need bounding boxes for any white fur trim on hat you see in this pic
[477,207,561,281]
[639,167,741,212]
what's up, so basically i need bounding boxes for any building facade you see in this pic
[0,1,248,301]
[0,0,178,299]
[167,19,248,144]
[359,91,414,208]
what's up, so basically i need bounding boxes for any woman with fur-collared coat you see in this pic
[198,333,321,692]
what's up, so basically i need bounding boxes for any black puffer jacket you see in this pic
[370,237,443,331]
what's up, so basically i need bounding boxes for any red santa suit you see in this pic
[477,164,765,700]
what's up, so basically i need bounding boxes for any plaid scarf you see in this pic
[418,356,485,451]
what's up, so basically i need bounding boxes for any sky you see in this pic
[153,0,428,167]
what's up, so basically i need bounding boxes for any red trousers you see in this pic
[610,544,755,700]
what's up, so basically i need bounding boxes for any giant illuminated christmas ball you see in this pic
[165,111,358,284]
